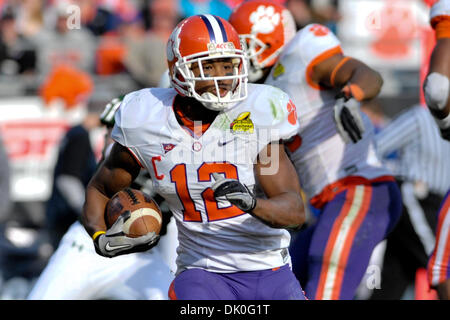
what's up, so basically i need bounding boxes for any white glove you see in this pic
[94,211,160,258]
[333,96,365,144]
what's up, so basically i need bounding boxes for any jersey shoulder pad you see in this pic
[243,84,299,140]
[295,23,342,66]
[112,88,176,147]
[114,88,174,129]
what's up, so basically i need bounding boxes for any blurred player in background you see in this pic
[229,0,401,299]
[40,65,97,249]
[423,0,450,300]
[0,130,11,224]
[27,96,176,300]
[82,15,307,300]
[44,110,98,249]
[370,105,450,300]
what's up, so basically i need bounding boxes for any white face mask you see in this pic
[238,33,282,82]
[171,50,249,112]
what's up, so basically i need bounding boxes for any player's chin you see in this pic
[218,88,232,97]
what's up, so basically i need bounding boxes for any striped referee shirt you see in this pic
[375,105,450,196]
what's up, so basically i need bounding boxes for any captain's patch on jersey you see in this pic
[230,112,254,134]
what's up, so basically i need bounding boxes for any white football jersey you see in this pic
[430,0,450,22]
[112,83,299,274]
[265,24,390,201]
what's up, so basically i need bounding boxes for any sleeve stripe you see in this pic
[432,16,450,39]
[330,57,351,87]
[306,45,343,90]
[126,146,144,168]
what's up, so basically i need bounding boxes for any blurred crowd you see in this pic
[0,0,340,106]
[0,0,183,102]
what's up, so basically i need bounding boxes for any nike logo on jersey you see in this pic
[218,139,234,146]
[105,242,132,252]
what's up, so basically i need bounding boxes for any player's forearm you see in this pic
[344,66,383,101]
[251,191,305,229]
[332,59,383,101]
[81,184,110,237]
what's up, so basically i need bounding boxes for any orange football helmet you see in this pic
[229,0,296,81]
[166,15,248,111]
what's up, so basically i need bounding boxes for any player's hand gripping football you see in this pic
[333,92,365,144]
[94,211,160,258]
[211,173,257,212]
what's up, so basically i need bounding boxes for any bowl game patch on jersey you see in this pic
[230,112,254,134]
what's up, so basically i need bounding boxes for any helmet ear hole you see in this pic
[172,67,185,84]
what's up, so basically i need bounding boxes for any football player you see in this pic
[423,0,450,300]
[229,0,402,299]
[81,15,308,300]
[27,97,177,300]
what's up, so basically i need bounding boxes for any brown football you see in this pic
[105,188,162,238]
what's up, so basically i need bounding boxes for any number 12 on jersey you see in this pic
[170,162,245,222]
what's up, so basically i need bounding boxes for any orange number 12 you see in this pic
[170,162,245,222]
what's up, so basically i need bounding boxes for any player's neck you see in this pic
[174,95,219,124]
